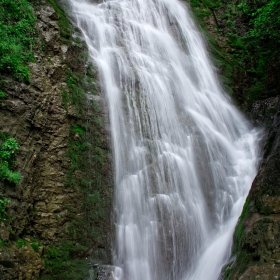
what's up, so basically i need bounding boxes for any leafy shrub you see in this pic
[0,132,21,184]
[0,0,36,82]
[240,0,280,103]
[247,0,280,51]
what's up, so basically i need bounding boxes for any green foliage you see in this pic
[1,137,19,158]
[42,241,89,280]
[62,68,96,115]
[0,132,21,184]
[17,238,27,248]
[65,70,87,114]
[0,194,10,221]
[233,197,250,254]
[73,124,85,134]
[188,0,280,106]
[0,0,36,82]
[237,3,249,14]
[229,0,280,105]
[189,1,211,26]
[249,1,279,46]
[31,242,39,253]
[0,91,6,99]
[46,0,73,43]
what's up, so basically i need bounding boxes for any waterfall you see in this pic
[68,0,260,279]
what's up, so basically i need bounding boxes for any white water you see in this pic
[68,0,260,279]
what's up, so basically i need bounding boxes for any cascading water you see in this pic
[68,0,260,279]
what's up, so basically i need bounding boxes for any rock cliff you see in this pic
[0,1,112,279]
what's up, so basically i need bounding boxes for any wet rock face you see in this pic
[0,1,74,242]
[0,1,112,279]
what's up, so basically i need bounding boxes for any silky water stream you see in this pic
[68,0,260,279]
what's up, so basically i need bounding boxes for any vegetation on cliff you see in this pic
[189,0,280,110]
[0,0,36,82]
[0,130,20,225]
[0,132,20,185]
[46,0,73,43]
[0,0,33,193]
[231,0,279,105]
